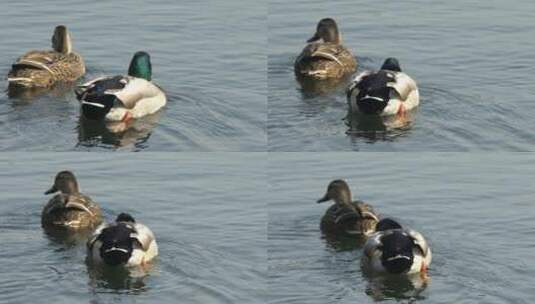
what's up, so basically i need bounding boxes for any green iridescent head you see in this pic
[128,51,152,81]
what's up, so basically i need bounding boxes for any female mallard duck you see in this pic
[42,171,102,229]
[294,18,357,80]
[87,213,158,267]
[75,51,166,122]
[7,25,85,88]
[317,179,379,236]
[362,218,432,275]
[347,58,419,116]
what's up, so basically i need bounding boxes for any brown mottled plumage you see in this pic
[41,171,102,229]
[8,25,85,89]
[295,18,357,80]
[317,179,378,236]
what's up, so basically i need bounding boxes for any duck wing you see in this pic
[363,232,383,258]
[387,72,417,101]
[347,71,371,98]
[323,204,357,225]
[406,229,430,256]
[11,50,61,75]
[12,50,84,80]
[130,223,156,251]
[325,201,376,225]
[78,76,161,109]
[112,77,163,109]
[75,75,127,103]
[353,201,379,221]
[87,222,109,250]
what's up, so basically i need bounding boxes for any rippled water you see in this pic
[268,153,535,303]
[0,0,266,151]
[0,153,266,303]
[268,0,535,151]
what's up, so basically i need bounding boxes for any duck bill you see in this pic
[44,186,58,195]
[317,195,330,203]
[307,33,321,43]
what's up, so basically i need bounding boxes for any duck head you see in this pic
[317,179,352,206]
[128,51,152,81]
[45,170,79,195]
[307,18,341,44]
[52,25,72,54]
[381,58,402,72]
[377,218,414,274]
[98,214,137,266]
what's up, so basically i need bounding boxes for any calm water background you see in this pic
[268,153,535,303]
[0,0,266,151]
[268,0,535,151]
[0,153,266,303]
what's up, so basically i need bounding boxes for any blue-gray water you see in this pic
[268,0,535,151]
[0,0,266,151]
[268,153,535,303]
[0,153,266,303]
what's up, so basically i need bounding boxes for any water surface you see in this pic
[268,0,535,151]
[0,0,266,151]
[268,153,535,303]
[0,153,266,303]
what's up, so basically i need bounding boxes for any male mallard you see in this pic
[87,213,158,267]
[7,25,85,88]
[295,18,357,80]
[362,218,432,275]
[42,171,102,229]
[317,179,379,236]
[347,58,419,116]
[75,51,166,122]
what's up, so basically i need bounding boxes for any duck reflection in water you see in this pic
[322,232,369,252]
[77,111,161,149]
[43,226,95,248]
[7,81,74,101]
[297,75,350,97]
[345,109,417,141]
[363,272,428,302]
[86,260,153,292]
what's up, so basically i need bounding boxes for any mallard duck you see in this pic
[295,18,357,79]
[87,213,158,267]
[347,58,419,116]
[7,25,85,88]
[75,51,166,122]
[362,218,432,275]
[317,179,379,236]
[42,171,102,229]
